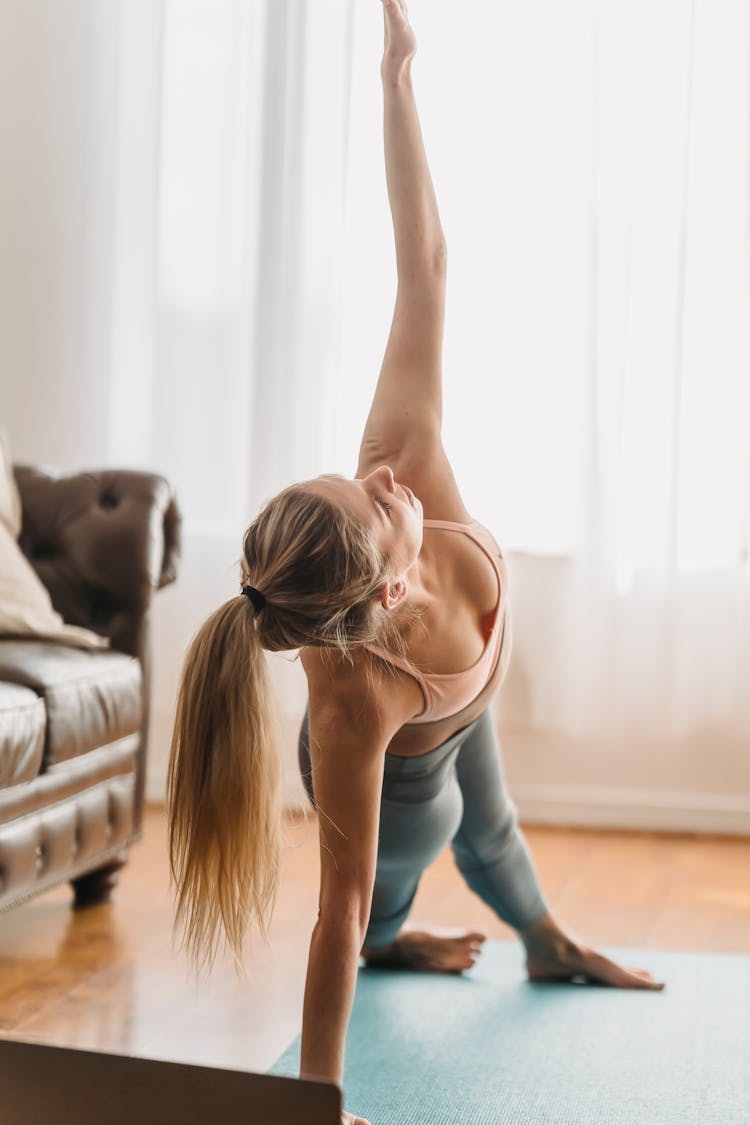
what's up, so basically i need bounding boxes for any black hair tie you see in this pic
[241,584,267,612]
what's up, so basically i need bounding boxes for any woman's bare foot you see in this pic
[362,923,487,973]
[524,940,665,990]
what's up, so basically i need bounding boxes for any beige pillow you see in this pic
[0,427,22,539]
[0,429,109,650]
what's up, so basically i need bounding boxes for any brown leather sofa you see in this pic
[0,464,181,912]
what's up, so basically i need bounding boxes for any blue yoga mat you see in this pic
[269,941,750,1124]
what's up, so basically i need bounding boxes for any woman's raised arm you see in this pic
[380,0,444,273]
[358,0,448,462]
[357,1,471,522]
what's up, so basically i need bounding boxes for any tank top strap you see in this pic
[422,516,478,530]
[363,641,431,719]
[424,517,504,561]
[364,642,428,685]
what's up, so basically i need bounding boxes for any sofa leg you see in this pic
[71,851,129,908]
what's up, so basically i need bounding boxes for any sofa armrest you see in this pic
[12,465,182,654]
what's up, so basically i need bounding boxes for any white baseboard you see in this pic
[507,782,750,836]
[149,769,750,837]
[283,770,750,836]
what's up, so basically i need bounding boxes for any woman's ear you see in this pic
[381,577,408,610]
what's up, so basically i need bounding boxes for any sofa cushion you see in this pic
[0,683,45,787]
[0,427,22,539]
[0,641,142,769]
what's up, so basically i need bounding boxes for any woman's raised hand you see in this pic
[380,0,417,80]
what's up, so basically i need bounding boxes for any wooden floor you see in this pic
[0,805,748,1073]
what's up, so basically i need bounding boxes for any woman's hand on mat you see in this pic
[341,1110,371,1125]
[380,0,417,80]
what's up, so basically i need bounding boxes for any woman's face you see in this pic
[307,465,423,576]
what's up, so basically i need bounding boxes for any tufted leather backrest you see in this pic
[13,466,181,658]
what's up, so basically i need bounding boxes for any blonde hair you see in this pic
[166,480,424,977]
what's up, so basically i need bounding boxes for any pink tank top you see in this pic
[364,517,512,723]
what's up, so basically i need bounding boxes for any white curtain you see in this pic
[340,0,750,830]
[2,0,748,827]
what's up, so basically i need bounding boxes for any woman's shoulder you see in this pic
[300,644,421,727]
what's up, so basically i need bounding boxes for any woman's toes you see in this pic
[370,926,488,974]
[434,941,480,972]
[627,967,663,985]
[450,956,477,972]
[623,966,665,989]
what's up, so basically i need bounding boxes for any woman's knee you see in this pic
[450,804,519,873]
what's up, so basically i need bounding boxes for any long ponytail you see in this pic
[166,480,425,978]
[166,596,283,977]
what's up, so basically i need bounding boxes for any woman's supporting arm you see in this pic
[297,786,379,1094]
[299,915,363,1086]
[295,673,406,1091]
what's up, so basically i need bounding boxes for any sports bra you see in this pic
[364,517,512,723]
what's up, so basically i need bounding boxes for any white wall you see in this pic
[1,3,107,466]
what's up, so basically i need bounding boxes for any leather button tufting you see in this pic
[100,493,119,509]
[35,842,47,873]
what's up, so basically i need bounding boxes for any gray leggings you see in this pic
[297,704,549,949]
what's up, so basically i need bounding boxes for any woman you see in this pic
[167,2,665,1122]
